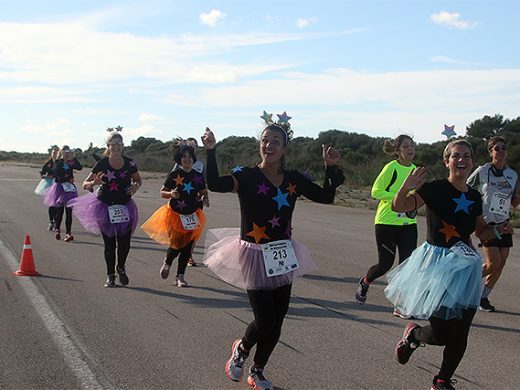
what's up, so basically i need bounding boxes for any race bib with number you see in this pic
[450,241,480,262]
[108,204,130,224]
[489,192,511,217]
[261,240,299,277]
[180,213,200,231]
[61,182,77,193]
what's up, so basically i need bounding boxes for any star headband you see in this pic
[105,125,124,144]
[260,111,293,145]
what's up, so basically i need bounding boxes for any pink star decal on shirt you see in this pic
[175,200,187,211]
[119,170,127,179]
[268,215,280,228]
[106,170,116,181]
[257,182,270,195]
[109,181,119,191]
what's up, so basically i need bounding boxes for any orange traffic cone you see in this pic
[15,234,40,276]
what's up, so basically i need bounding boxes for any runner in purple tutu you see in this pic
[201,111,344,390]
[36,145,60,230]
[69,129,142,288]
[43,145,83,242]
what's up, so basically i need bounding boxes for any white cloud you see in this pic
[200,9,226,27]
[296,17,317,28]
[430,11,477,29]
[139,113,164,122]
[430,55,462,64]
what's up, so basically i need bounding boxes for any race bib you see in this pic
[261,240,299,277]
[108,204,130,224]
[61,182,76,193]
[490,192,511,217]
[450,241,480,261]
[180,212,200,231]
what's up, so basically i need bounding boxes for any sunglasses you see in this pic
[491,145,507,151]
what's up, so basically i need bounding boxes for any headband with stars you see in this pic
[105,125,124,144]
[260,111,293,144]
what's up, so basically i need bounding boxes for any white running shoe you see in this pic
[247,366,273,390]
[225,339,249,382]
[160,263,170,279]
[176,274,188,287]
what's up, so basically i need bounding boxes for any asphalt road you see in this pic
[1,163,519,389]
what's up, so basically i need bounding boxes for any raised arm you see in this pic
[201,128,238,193]
[392,166,426,212]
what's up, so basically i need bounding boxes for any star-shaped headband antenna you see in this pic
[260,110,292,126]
[106,127,114,132]
[115,125,123,132]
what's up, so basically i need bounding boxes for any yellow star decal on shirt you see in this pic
[174,175,184,186]
[438,221,461,243]
[246,223,270,244]
[286,182,297,196]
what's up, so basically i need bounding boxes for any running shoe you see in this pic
[247,366,273,390]
[431,376,457,390]
[225,338,249,382]
[63,234,74,242]
[104,274,116,288]
[355,276,369,304]
[160,263,171,279]
[176,274,188,287]
[54,230,61,240]
[395,322,423,364]
[479,297,495,312]
[187,257,197,267]
[117,267,129,286]
[393,308,413,319]
[48,222,55,231]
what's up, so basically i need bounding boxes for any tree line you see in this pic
[2,114,519,188]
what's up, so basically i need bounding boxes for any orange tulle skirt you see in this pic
[141,204,206,249]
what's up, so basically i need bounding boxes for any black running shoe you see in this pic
[395,322,423,364]
[104,274,116,288]
[431,376,457,389]
[479,297,495,312]
[355,276,369,304]
[117,267,129,286]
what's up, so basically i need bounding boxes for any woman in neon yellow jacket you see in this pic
[355,135,418,313]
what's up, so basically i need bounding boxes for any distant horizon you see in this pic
[1,1,519,152]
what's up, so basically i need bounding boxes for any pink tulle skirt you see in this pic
[43,182,78,207]
[204,228,317,290]
[68,192,138,237]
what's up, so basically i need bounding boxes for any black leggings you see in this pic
[413,308,476,381]
[54,206,73,234]
[165,240,195,276]
[101,231,132,275]
[48,207,56,223]
[366,224,417,282]
[242,284,292,368]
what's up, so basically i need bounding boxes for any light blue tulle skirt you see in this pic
[385,241,483,320]
[34,178,54,196]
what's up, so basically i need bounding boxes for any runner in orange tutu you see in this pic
[141,144,208,287]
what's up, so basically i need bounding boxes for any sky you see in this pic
[1,0,519,152]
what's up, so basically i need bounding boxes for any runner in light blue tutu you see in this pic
[35,146,59,230]
[385,139,513,390]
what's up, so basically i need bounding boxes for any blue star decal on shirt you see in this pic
[183,181,194,194]
[63,162,70,171]
[453,193,475,214]
[232,166,244,173]
[272,187,290,210]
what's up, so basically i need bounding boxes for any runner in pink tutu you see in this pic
[69,129,142,288]
[43,145,83,242]
[201,111,344,390]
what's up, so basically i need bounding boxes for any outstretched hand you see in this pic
[322,144,340,166]
[201,127,216,150]
[402,166,427,191]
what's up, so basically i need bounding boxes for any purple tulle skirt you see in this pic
[204,228,317,290]
[43,182,78,207]
[68,192,138,237]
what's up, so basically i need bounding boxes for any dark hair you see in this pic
[262,123,293,146]
[487,136,507,151]
[383,134,414,158]
[174,145,197,164]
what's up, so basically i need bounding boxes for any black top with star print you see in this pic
[41,159,56,178]
[206,148,345,244]
[417,179,483,248]
[92,156,138,205]
[163,168,206,215]
[53,158,83,183]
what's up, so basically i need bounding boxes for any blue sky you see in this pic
[1,0,519,152]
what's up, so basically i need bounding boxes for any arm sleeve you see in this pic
[296,165,345,204]
[206,148,235,193]
[370,163,396,202]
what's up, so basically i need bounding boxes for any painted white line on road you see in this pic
[0,238,110,389]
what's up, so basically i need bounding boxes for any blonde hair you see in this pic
[443,139,474,160]
[103,132,123,157]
